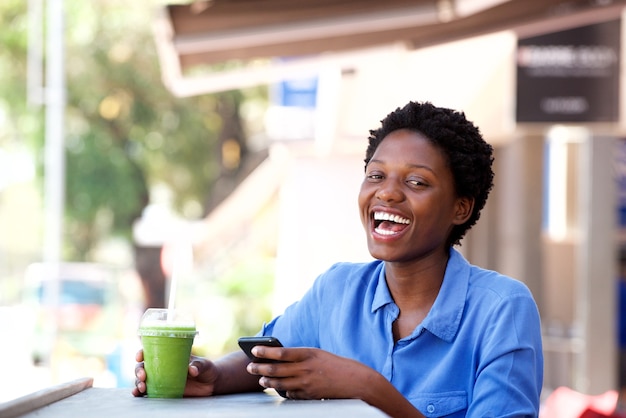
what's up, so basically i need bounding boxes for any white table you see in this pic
[0,378,389,418]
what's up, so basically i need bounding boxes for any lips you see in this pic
[372,211,411,236]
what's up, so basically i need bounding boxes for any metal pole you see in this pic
[43,0,65,264]
[575,135,618,393]
[41,0,65,378]
[27,0,44,106]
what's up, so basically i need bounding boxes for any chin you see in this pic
[367,246,395,262]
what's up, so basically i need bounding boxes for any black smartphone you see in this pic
[238,336,287,398]
[238,336,284,363]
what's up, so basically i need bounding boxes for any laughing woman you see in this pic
[134,101,543,418]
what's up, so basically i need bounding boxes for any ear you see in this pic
[452,197,474,225]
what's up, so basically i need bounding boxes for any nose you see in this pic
[375,179,404,203]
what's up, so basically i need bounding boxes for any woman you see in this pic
[134,101,543,417]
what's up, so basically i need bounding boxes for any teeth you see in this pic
[374,227,398,235]
[373,211,410,225]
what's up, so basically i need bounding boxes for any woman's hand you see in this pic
[132,349,147,397]
[132,349,219,398]
[245,346,374,400]
[245,346,425,418]
[132,349,261,398]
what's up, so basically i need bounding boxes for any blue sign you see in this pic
[274,76,318,108]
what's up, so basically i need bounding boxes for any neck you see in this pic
[384,251,449,310]
[386,252,450,341]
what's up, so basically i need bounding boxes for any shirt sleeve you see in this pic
[258,265,336,347]
[468,291,544,417]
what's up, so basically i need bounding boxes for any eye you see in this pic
[407,178,427,187]
[365,171,384,181]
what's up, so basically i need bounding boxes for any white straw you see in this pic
[166,268,177,322]
[167,240,193,322]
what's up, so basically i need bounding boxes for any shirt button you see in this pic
[427,404,435,413]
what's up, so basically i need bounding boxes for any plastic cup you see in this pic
[138,308,197,398]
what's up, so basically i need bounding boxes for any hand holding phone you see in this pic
[238,336,284,363]
[238,336,287,398]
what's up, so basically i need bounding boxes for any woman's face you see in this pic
[358,129,472,262]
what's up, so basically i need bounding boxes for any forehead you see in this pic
[371,129,447,165]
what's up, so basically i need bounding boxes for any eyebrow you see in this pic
[368,158,436,174]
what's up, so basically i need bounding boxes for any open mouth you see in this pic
[372,211,411,236]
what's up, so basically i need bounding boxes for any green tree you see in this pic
[1,0,267,262]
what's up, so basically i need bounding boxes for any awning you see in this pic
[153,0,626,96]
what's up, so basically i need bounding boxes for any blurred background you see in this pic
[0,0,625,407]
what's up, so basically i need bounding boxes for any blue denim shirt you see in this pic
[260,249,543,417]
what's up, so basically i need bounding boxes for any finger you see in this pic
[188,363,199,377]
[247,361,279,376]
[258,376,270,388]
[251,346,287,362]
[135,349,144,362]
[135,363,146,381]
[247,360,289,378]
[259,376,292,398]
[246,362,259,375]
[132,380,147,397]
[189,358,209,377]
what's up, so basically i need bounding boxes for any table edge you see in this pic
[0,377,93,418]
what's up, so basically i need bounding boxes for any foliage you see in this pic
[0,0,268,261]
[0,0,43,151]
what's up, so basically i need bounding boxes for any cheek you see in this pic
[357,188,370,225]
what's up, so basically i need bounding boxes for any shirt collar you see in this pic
[370,248,470,343]
[422,248,469,342]
[372,261,393,313]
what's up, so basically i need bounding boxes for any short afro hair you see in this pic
[365,101,494,247]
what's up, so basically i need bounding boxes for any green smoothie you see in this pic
[138,309,197,398]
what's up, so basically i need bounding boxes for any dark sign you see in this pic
[516,19,621,123]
